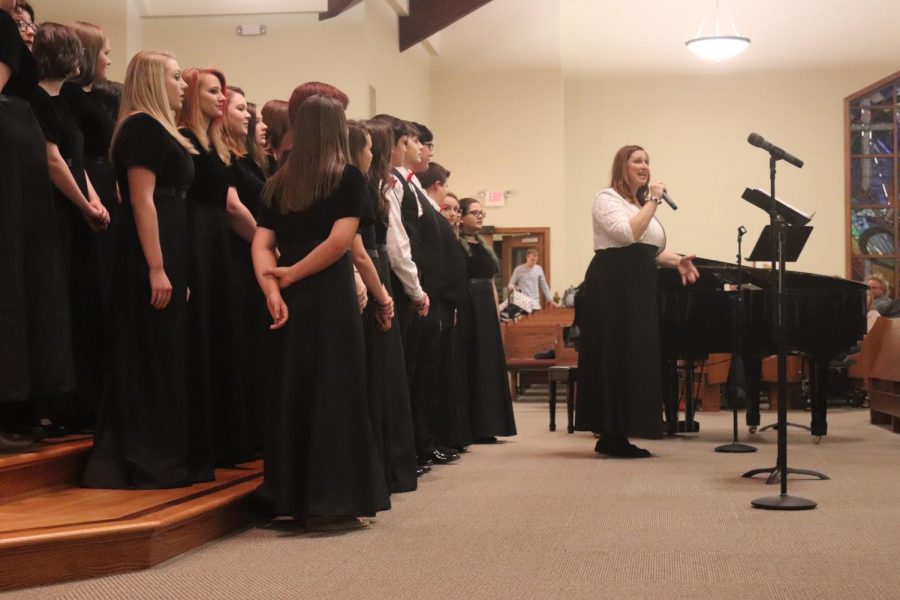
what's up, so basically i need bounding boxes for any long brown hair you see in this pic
[365,119,393,221]
[178,67,230,165]
[610,144,648,203]
[68,21,106,87]
[262,94,348,213]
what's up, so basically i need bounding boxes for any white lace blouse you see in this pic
[592,187,666,253]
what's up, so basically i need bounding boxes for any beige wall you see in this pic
[36,0,431,121]
[563,66,896,286]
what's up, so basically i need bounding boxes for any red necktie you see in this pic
[406,171,414,182]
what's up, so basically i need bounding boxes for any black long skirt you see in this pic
[187,204,252,476]
[574,243,664,439]
[465,279,517,439]
[257,252,390,520]
[0,97,73,405]
[229,233,268,454]
[433,306,474,449]
[82,190,193,489]
[361,249,417,493]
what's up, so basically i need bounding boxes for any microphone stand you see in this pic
[749,156,818,510]
[715,226,756,453]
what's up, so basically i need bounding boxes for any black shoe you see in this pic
[0,431,37,453]
[608,440,652,459]
[437,446,459,460]
[474,436,498,444]
[416,455,434,469]
[594,436,611,455]
[453,446,470,454]
[416,465,428,477]
[428,449,460,465]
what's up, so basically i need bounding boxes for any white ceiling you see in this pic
[434,0,900,74]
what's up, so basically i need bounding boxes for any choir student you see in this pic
[252,93,390,530]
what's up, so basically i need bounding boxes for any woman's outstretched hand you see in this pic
[677,254,700,286]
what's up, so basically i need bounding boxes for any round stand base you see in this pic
[715,442,757,453]
[751,494,816,511]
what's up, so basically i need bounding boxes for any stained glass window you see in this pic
[846,75,899,295]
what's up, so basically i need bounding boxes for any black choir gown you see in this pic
[255,165,390,520]
[433,224,473,449]
[464,241,517,439]
[0,14,74,412]
[82,113,196,489]
[31,86,104,424]
[180,129,252,476]
[360,185,417,494]
[61,82,119,324]
[228,154,269,452]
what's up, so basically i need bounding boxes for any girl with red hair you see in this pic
[178,68,257,479]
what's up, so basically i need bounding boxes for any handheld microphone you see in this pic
[747,132,804,168]
[661,191,678,210]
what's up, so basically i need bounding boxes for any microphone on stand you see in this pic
[747,132,804,168]
[661,190,678,210]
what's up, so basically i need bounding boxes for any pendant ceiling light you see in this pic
[685,0,750,63]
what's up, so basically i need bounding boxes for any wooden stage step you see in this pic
[0,438,263,591]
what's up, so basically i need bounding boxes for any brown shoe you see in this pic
[305,516,370,532]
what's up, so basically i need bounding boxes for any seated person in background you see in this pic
[508,248,558,309]
[866,275,892,331]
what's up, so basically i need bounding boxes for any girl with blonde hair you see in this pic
[82,51,200,489]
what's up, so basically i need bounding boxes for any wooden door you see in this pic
[491,227,551,305]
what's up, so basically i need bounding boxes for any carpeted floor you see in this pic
[10,404,900,600]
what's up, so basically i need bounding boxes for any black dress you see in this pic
[0,13,74,408]
[434,222,473,448]
[255,164,390,520]
[360,184,417,494]
[574,243,664,439]
[180,130,252,474]
[61,82,119,314]
[464,241,517,439]
[82,113,195,489]
[228,154,269,452]
[32,87,105,424]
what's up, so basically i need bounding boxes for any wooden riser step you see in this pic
[0,460,263,591]
[0,435,93,501]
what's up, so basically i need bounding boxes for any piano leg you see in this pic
[809,358,829,441]
[745,357,762,433]
[662,359,679,435]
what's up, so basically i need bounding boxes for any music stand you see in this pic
[715,226,757,454]
[743,160,819,511]
[748,225,815,434]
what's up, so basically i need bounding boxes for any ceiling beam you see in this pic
[319,0,363,21]
[398,0,494,52]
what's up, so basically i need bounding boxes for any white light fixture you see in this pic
[685,0,750,63]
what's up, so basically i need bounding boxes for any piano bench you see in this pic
[548,366,577,433]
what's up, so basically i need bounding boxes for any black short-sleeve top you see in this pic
[257,164,366,260]
[358,183,378,250]
[29,88,88,196]
[231,154,266,219]
[60,82,115,159]
[466,240,499,280]
[0,12,38,99]
[112,113,194,202]
[179,128,233,208]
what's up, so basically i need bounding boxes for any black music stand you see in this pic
[748,225,814,434]
[715,226,757,454]
[743,160,818,511]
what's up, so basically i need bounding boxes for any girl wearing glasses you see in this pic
[0,0,75,449]
[459,198,517,444]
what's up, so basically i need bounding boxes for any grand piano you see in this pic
[657,258,868,437]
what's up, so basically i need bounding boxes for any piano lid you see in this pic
[683,257,868,291]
